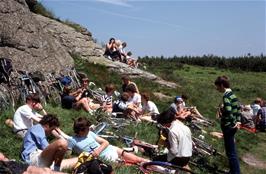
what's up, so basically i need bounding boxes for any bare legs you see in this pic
[40,139,68,167]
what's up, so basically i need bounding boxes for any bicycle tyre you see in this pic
[141,161,195,174]
[93,122,108,135]
[47,86,61,105]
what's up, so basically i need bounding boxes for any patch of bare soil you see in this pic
[242,153,266,169]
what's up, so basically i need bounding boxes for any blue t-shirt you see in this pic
[21,124,49,163]
[68,131,113,159]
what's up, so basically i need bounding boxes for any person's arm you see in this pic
[167,130,179,156]
[93,135,109,157]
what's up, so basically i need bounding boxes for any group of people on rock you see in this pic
[103,38,138,68]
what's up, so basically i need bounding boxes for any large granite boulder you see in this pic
[0,0,74,73]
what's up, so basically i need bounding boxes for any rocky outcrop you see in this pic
[0,0,74,73]
[35,14,104,60]
[0,0,178,88]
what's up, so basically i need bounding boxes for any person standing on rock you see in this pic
[214,75,241,174]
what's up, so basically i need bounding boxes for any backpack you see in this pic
[0,58,13,84]
[60,76,72,86]
[73,152,112,174]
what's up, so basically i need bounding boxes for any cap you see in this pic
[174,96,183,102]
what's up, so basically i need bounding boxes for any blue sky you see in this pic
[40,0,265,57]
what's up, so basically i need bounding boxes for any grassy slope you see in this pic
[0,59,266,173]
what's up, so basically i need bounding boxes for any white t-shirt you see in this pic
[142,101,159,114]
[128,93,142,108]
[13,105,42,132]
[167,120,192,161]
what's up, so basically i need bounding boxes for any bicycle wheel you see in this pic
[141,161,194,174]
[47,86,61,105]
[93,122,108,135]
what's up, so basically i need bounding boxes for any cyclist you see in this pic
[68,117,148,164]
[101,84,115,113]
[0,152,66,174]
[12,93,46,138]
[154,110,192,169]
[214,75,241,174]
[21,114,68,172]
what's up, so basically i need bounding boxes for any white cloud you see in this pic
[96,0,132,7]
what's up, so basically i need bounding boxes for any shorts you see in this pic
[101,145,119,162]
[29,149,50,167]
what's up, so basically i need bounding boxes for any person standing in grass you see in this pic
[214,76,241,174]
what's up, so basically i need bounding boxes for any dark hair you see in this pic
[214,76,230,88]
[122,42,127,47]
[141,92,150,101]
[125,84,137,93]
[181,94,188,101]
[109,38,115,43]
[157,110,176,125]
[26,93,41,103]
[63,86,72,95]
[73,117,91,134]
[127,51,132,56]
[39,114,60,127]
[121,75,130,81]
[121,92,130,102]
[105,84,115,93]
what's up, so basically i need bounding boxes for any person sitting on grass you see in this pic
[61,86,99,112]
[68,117,149,164]
[121,75,139,94]
[255,99,266,132]
[112,92,130,117]
[0,152,66,174]
[154,110,192,170]
[125,84,142,120]
[10,93,46,138]
[126,51,138,68]
[139,92,159,122]
[21,114,68,171]
[100,84,115,113]
[251,97,262,119]
[168,96,191,120]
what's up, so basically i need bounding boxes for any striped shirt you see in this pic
[101,94,112,106]
[221,88,241,127]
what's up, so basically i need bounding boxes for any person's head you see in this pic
[174,96,183,105]
[63,86,72,95]
[0,153,8,161]
[26,93,41,109]
[157,110,176,127]
[105,84,115,94]
[81,77,89,87]
[254,97,262,105]
[127,51,132,57]
[181,94,188,101]
[39,114,60,135]
[121,75,130,84]
[141,92,150,103]
[122,42,127,48]
[125,84,137,96]
[214,76,230,92]
[109,38,115,44]
[121,92,130,102]
[73,117,91,135]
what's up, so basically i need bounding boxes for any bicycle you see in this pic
[92,122,159,159]
[15,70,46,105]
[140,161,195,174]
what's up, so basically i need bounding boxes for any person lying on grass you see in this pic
[0,152,66,174]
[68,117,149,164]
[61,86,100,112]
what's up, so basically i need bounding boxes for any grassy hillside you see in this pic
[1,58,266,173]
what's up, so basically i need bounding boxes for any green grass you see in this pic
[1,59,266,173]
